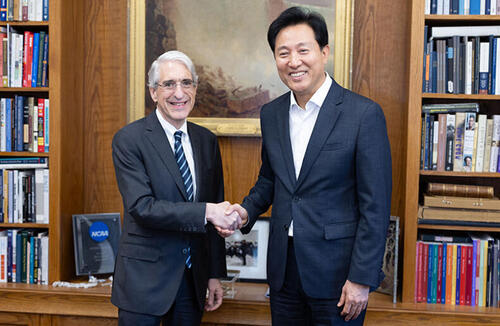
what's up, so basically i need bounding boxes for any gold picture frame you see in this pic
[128,0,353,136]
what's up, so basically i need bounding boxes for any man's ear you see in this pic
[149,87,158,102]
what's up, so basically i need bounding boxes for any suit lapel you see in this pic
[187,122,203,201]
[295,80,345,190]
[144,113,188,201]
[276,93,297,191]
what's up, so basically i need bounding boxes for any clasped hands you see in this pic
[206,201,248,237]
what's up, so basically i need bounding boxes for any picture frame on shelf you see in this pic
[72,213,121,276]
[225,218,269,281]
[128,0,353,136]
[375,215,400,304]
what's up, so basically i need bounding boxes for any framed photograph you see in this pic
[128,0,353,136]
[225,219,269,281]
[72,213,122,276]
[376,215,400,304]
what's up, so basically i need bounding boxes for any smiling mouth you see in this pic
[290,71,306,79]
[168,100,188,107]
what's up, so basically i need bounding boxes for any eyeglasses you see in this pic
[156,79,196,91]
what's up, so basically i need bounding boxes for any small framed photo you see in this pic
[72,213,121,276]
[225,219,269,281]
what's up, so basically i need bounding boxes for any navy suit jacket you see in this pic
[241,79,392,299]
[111,112,226,316]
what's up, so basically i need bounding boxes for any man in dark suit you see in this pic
[224,7,392,325]
[111,50,241,326]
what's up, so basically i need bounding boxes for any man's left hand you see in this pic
[205,278,224,311]
[337,280,369,321]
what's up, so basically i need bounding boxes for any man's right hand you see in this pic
[215,204,249,238]
[206,201,242,230]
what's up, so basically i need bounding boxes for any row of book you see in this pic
[0,165,49,224]
[416,235,500,307]
[0,229,48,284]
[426,0,500,15]
[420,103,500,172]
[0,27,49,88]
[0,0,48,22]
[422,31,500,95]
[0,96,49,153]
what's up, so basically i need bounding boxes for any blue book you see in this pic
[15,231,21,283]
[428,244,434,303]
[44,100,48,152]
[29,236,34,284]
[459,0,464,14]
[431,0,438,14]
[31,33,39,88]
[452,0,459,14]
[492,38,497,94]
[6,98,11,152]
[42,0,49,21]
[15,95,23,151]
[424,113,431,170]
[470,0,481,14]
[7,229,12,282]
[456,245,461,305]
[442,243,447,304]
[486,0,491,14]
[472,239,477,306]
[0,0,6,21]
[432,244,438,303]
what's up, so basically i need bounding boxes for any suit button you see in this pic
[293,196,301,202]
[182,248,188,254]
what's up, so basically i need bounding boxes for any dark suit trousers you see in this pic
[118,268,203,326]
[270,238,366,326]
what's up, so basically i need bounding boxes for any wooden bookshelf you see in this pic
[404,0,500,313]
[0,0,85,286]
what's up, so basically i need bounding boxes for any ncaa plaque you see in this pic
[72,213,121,276]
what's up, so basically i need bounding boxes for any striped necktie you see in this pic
[174,130,193,268]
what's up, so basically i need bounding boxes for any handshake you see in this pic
[206,201,248,237]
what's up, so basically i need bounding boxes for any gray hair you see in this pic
[147,50,199,88]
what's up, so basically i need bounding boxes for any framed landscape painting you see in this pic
[129,0,353,136]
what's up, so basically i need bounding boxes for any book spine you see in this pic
[424,243,429,303]
[445,114,455,171]
[479,42,490,94]
[417,241,424,302]
[427,182,494,198]
[428,243,434,303]
[437,243,443,303]
[446,242,453,304]
[37,98,43,152]
[472,239,477,306]
[454,112,466,171]
[483,119,493,172]
[31,32,39,87]
[40,33,47,87]
[441,242,447,304]
[475,114,487,172]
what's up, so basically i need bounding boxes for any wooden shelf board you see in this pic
[0,87,49,92]
[0,223,49,228]
[420,170,500,177]
[422,93,500,100]
[0,152,49,157]
[417,224,500,232]
[425,14,500,21]
[0,21,48,27]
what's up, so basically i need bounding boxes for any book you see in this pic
[424,195,500,210]
[427,182,494,198]
[483,119,493,172]
[432,25,500,38]
[422,103,479,113]
[419,206,500,223]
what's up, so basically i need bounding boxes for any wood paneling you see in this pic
[82,0,127,214]
[352,0,411,220]
[51,316,116,326]
[0,312,40,326]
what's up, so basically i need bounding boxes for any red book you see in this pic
[416,241,421,302]
[437,243,443,303]
[475,241,480,305]
[423,243,429,302]
[22,31,29,87]
[37,98,44,153]
[460,245,467,305]
[27,32,33,87]
[466,245,473,305]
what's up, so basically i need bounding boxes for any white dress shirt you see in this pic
[156,109,197,200]
[288,73,332,236]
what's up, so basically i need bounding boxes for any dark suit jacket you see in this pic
[111,112,226,316]
[241,79,392,299]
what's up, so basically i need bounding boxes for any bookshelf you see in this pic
[0,0,84,285]
[403,0,500,312]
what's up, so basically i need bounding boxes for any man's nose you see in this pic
[288,52,301,67]
[173,84,185,98]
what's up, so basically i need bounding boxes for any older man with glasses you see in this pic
[111,50,242,326]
